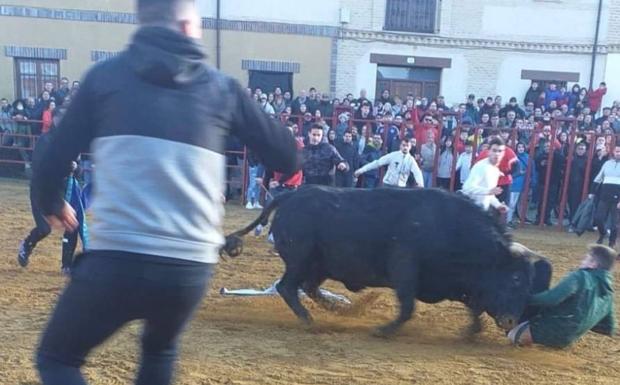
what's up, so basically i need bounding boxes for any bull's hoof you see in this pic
[463,320,483,340]
[299,316,315,331]
[372,324,398,338]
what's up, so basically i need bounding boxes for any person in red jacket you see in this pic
[475,129,518,205]
[41,101,56,134]
[414,114,439,149]
[588,82,607,114]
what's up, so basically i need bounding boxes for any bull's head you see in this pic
[477,243,546,331]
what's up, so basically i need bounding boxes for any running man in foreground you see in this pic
[31,1,297,384]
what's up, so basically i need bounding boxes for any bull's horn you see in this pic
[509,242,544,260]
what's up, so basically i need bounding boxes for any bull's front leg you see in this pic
[464,308,484,338]
[373,284,416,337]
[373,256,418,338]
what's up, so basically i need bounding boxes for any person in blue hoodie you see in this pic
[60,161,89,275]
[507,142,529,225]
[359,134,384,188]
[545,83,562,109]
[18,155,88,275]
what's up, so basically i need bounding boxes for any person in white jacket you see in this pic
[354,139,423,188]
[462,137,508,212]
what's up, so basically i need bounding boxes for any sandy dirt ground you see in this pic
[0,178,619,385]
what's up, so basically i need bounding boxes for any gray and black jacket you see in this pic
[31,26,298,264]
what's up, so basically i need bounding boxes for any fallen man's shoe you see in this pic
[219,279,351,305]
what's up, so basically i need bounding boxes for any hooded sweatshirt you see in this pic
[529,269,615,348]
[31,26,298,264]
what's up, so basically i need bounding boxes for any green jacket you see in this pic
[528,269,616,348]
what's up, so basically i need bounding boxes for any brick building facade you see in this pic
[1,0,618,107]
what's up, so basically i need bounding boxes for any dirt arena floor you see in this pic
[0,178,619,384]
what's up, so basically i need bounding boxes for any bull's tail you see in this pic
[220,190,296,257]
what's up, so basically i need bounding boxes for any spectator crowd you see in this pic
[1,78,80,166]
[237,81,620,233]
[3,76,620,233]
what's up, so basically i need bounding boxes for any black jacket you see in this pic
[31,26,298,263]
[535,150,565,184]
[335,141,360,173]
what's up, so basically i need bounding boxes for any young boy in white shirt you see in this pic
[462,137,508,212]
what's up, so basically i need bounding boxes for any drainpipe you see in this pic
[216,0,221,69]
[589,0,603,90]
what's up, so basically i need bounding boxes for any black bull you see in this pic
[222,186,552,336]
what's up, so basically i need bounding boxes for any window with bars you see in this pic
[384,0,438,34]
[14,58,60,100]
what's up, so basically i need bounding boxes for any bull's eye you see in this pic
[512,273,521,285]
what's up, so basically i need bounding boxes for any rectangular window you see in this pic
[14,58,60,100]
[384,0,438,34]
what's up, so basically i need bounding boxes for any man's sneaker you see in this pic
[245,201,254,209]
[17,240,32,267]
[268,233,275,244]
[253,202,263,210]
[254,224,264,237]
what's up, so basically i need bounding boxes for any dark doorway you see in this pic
[248,70,293,96]
[376,65,441,101]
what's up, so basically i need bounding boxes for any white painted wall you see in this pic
[481,3,609,44]
[603,53,620,106]
[197,0,342,26]
[495,52,596,103]
[345,42,610,108]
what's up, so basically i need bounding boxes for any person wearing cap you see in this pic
[499,97,526,119]
[464,93,479,123]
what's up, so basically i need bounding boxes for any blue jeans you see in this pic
[362,176,379,188]
[36,250,213,385]
[423,171,433,188]
[246,165,264,203]
[80,159,93,185]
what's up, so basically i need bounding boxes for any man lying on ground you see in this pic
[508,244,616,348]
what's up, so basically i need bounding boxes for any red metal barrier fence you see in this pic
[1,115,614,225]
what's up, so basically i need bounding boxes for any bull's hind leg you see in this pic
[276,270,313,325]
[374,255,418,338]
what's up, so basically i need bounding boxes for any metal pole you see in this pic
[538,122,559,226]
[518,126,539,227]
[449,123,461,191]
[558,120,577,230]
[216,0,221,70]
[582,132,597,201]
[241,146,248,205]
[431,112,442,188]
[589,0,604,90]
